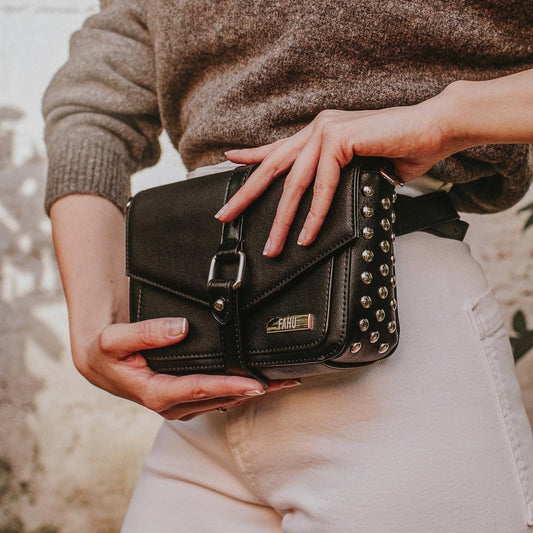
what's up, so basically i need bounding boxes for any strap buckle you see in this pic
[379,167,404,187]
[208,250,246,291]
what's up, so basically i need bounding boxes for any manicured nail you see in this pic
[263,237,271,256]
[242,389,266,396]
[224,150,239,156]
[297,228,306,245]
[214,204,229,219]
[281,379,302,388]
[167,317,187,336]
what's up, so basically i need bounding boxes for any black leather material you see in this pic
[207,167,268,385]
[126,158,467,380]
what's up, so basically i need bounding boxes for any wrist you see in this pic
[430,80,483,153]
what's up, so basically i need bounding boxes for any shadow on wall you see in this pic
[0,106,62,533]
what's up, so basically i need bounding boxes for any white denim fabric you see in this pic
[121,179,533,532]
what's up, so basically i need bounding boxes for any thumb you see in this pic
[99,317,188,357]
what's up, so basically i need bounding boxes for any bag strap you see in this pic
[207,166,268,386]
[394,191,469,241]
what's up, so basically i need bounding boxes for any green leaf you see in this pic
[523,214,533,232]
[518,202,533,214]
[513,310,527,334]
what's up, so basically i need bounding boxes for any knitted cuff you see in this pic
[44,136,135,216]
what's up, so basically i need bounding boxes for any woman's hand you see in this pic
[216,101,460,258]
[74,316,282,421]
[50,195,298,422]
[216,70,533,257]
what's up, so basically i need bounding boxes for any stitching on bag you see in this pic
[240,166,356,310]
[148,251,350,369]
[128,167,357,311]
[139,166,357,366]
[247,256,334,353]
[129,274,210,306]
[143,254,337,360]
[249,246,349,366]
[136,285,143,322]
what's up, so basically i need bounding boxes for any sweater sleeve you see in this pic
[42,0,160,215]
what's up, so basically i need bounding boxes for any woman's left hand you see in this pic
[215,95,467,257]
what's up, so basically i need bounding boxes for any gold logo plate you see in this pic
[266,314,314,334]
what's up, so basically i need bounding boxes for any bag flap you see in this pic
[126,161,361,311]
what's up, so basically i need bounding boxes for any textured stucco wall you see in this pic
[0,2,532,532]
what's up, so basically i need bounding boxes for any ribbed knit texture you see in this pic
[43,0,533,215]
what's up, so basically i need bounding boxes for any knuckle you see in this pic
[283,175,307,196]
[138,320,158,347]
[313,180,336,196]
[308,207,327,222]
[314,109,335,128]
[189,375,209,401]
[98,328,114,354]
[321,122,337,139]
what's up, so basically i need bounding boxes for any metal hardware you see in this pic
[375,309,385,322]
[378,343,389,354]
[381,218,391,231]
[362,249,374,262]
[380,240,390,253]
[362,205,374,218]
[370,331,380,343]
[267,314,314,334]
[360,296,372,308]
[208,251,246,291]
[359,318,369,331]
[362,227,374,240]
[361,271,373,284]
[214,298,226,311]
[379,168,404,187]
[378,286,388,299]
[387,321,397,333]
[350,342,362,353]
[379,264,389,276]
[363,185,374,197]
[381,197,391,210]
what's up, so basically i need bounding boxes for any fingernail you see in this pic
[263,237,271,256]
[281,379,302,388]
[297,228,306,245]
[167,318,187,336]
[224,150,239,156]
[242,389,266,396]
[214,204,229,219]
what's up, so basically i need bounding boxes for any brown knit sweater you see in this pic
[43,0,533,215]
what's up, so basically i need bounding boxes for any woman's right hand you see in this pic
[74,316,271,420]
[50,195,299,421]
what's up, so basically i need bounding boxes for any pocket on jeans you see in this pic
[467,289,533,526]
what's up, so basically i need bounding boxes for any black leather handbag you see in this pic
[126,157,467,384]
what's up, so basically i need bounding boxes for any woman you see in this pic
[43,1,533,531]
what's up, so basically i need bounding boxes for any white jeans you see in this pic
[122,224,533,532]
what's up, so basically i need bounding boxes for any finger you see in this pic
[224,138,287,163]
[262,134,322,257]
[215,126,314,222]
[98,317,189,357]
[160,396,250,421]
[297,152,342,246]
[139,372,266,413]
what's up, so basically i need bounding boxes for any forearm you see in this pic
[50,194,129,359]
[438,69,533,149]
